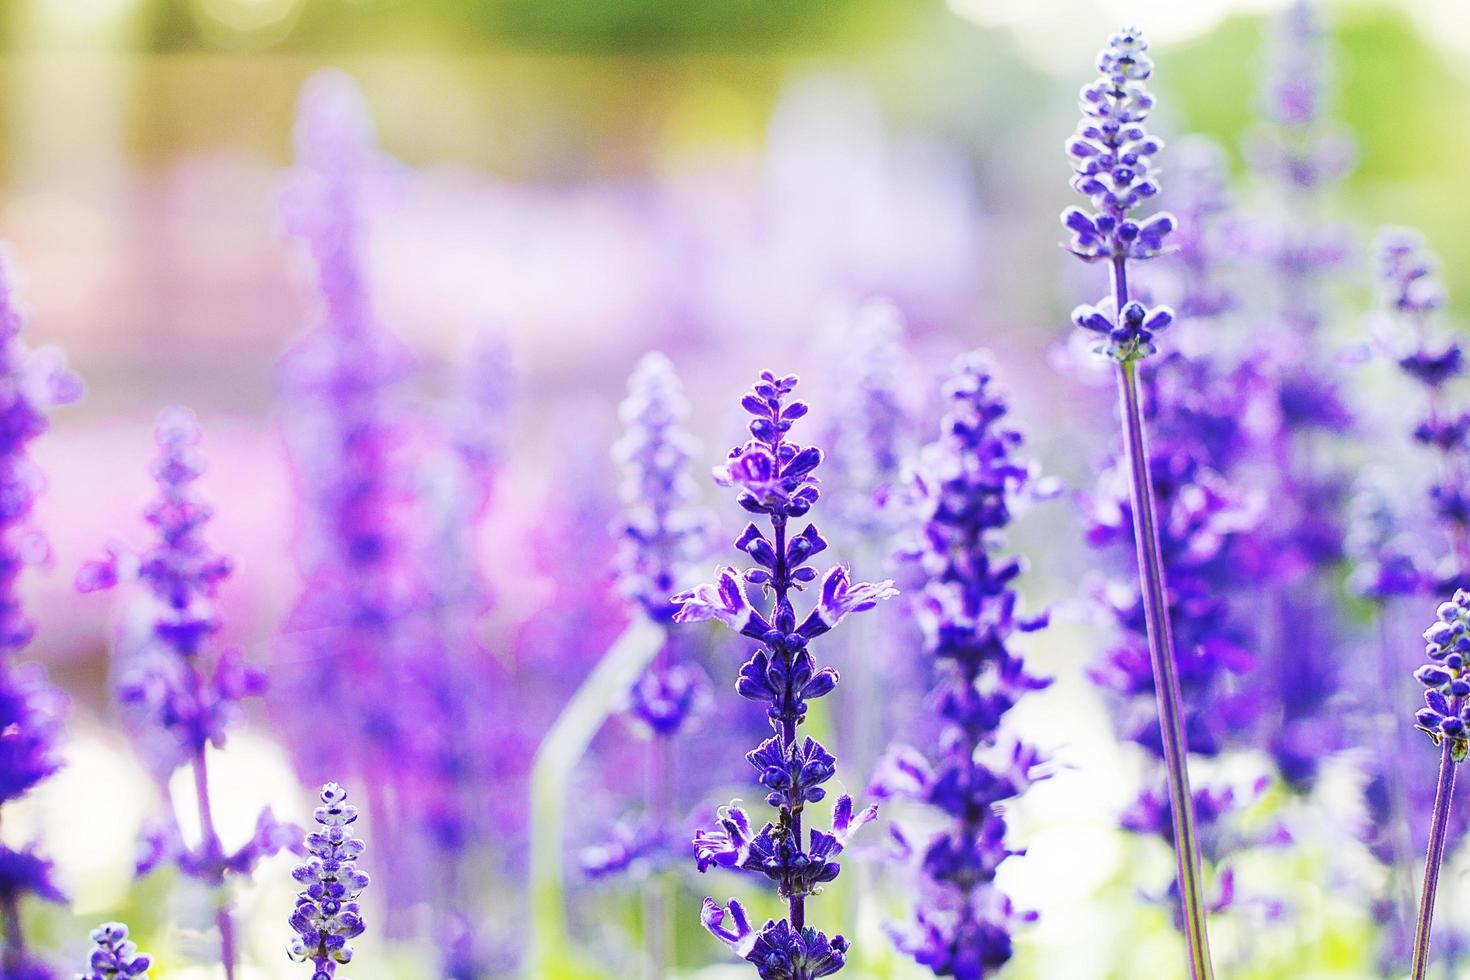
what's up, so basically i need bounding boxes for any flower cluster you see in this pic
[1063,27,1177,362]
[581,354,712,884]
[290,784,369,979]
[874,353,1050,976]
[275,68,423,790]
[77,409,295,978]
[821,300,919,540]
[0,251,82,976]
[677,371,894,978]
[79,923,151,980]
[1415,592,1470,761]
[1370,229,1470,590]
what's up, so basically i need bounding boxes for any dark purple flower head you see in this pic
[711,373,823,519]
[704,899,851,980]
[1415,591,1470,762]
[80,922,151,979]
[0,843,64,905]
[880,352,1049,975]
[681,372,890,975]
[1061,27,1175,267]
[888,895,1034,979]
[743,918,850,980]
[1071,294,1176,366]
[289,783,369,979]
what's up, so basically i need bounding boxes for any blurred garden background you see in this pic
[3,0,1470,977]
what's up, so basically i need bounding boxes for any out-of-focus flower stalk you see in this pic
[1412,739,1456,980]
[78,410,296,979]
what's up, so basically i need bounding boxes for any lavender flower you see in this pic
[290,783,369,980]
[873,353,1049,976]
[79,923,150,980]
[78,409,294,980]
[1409,591,1470,978]
[580,354,712,973]
[274,69,421,793]
[1373,229,1469,584]
[676,371,894,977]
[1062,28,1215,979]
[0,250,81,977]
[1248,0,1354,194]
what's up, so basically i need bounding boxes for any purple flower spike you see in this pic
[289,783,369,979]
[1410,591,1470,979]
[1370,227,1470,589]
[1064,29,1216,978]
[681,372,891,975]
[879,353,1050,976]
[80,922,151,979]
[0,248,80,975]
[1062,29,1177,365]
[78,410,293,980]
[1061,28,1175,269]
[613,353,711,625]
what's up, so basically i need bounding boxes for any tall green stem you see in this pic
[1112,256,1215,980]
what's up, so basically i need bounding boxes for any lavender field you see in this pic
[3,0,1470,977]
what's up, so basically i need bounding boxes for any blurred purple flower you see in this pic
[0,249,81,978]
[874,353,1050,976]
[78,408,294,979]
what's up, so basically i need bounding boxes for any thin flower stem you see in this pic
[644,734,673,979]
[1412,739,1458,980]
[1114,249,1214,980]
[191,746,236,980]
[1,891,24,973]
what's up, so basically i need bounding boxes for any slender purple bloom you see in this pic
[580,354,712,974]
[78,409,295,980]
[1373,228,1468,585]
[290,783,369,980]
[872,353,1049,977]
[1410,591,1470,978]
[401,328,515,975]
[79,923,151,980]
[676,371,894,977]
[0,251,81,979]
[274,69,422,793]
[1062,28,1215,979]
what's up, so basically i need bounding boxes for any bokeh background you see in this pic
[4,0,1470,976]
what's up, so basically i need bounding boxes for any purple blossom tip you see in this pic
[81,921,151,979]
[289,783,369,975]
[1062,26,1172,270]
[1416,590,1470,761]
